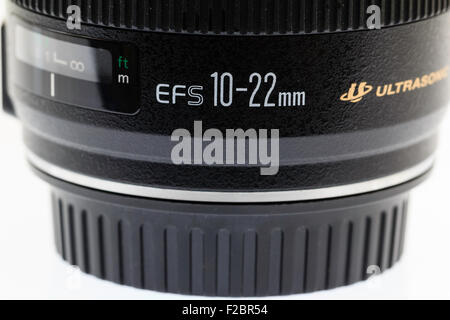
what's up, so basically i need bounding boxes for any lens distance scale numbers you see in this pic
[10,18,139,114]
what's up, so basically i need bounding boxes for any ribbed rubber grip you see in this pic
[12,0,450,35]
[47,175,411,296]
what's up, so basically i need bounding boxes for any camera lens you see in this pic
[2,0,450,296]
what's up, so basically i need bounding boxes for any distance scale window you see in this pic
[11,19,139,114]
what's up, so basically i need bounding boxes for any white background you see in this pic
[1,3,450,300]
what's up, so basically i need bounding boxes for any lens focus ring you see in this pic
[12,0,450,34]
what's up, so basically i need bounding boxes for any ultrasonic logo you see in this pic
[340,82,373,103]
[171,121,279,176]
[340,66,449,103]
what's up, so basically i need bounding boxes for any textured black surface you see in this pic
[4,0,449,298]
[40,169,420,296]
[7,9,449,190]
[11,0,450,34]
[9,13,450,135]
[24,128,437,190]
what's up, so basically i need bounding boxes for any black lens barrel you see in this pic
[4,0,450,296]
[12,0,450,34]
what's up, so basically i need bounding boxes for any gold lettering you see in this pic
[339,65,449,102]
[412,78,422,90]
[403,80,413,92]
[421,75,429,87]
[429,73,437,85]
[395,82,404,94]
[387,84,396,95]
[376,85,388,97]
